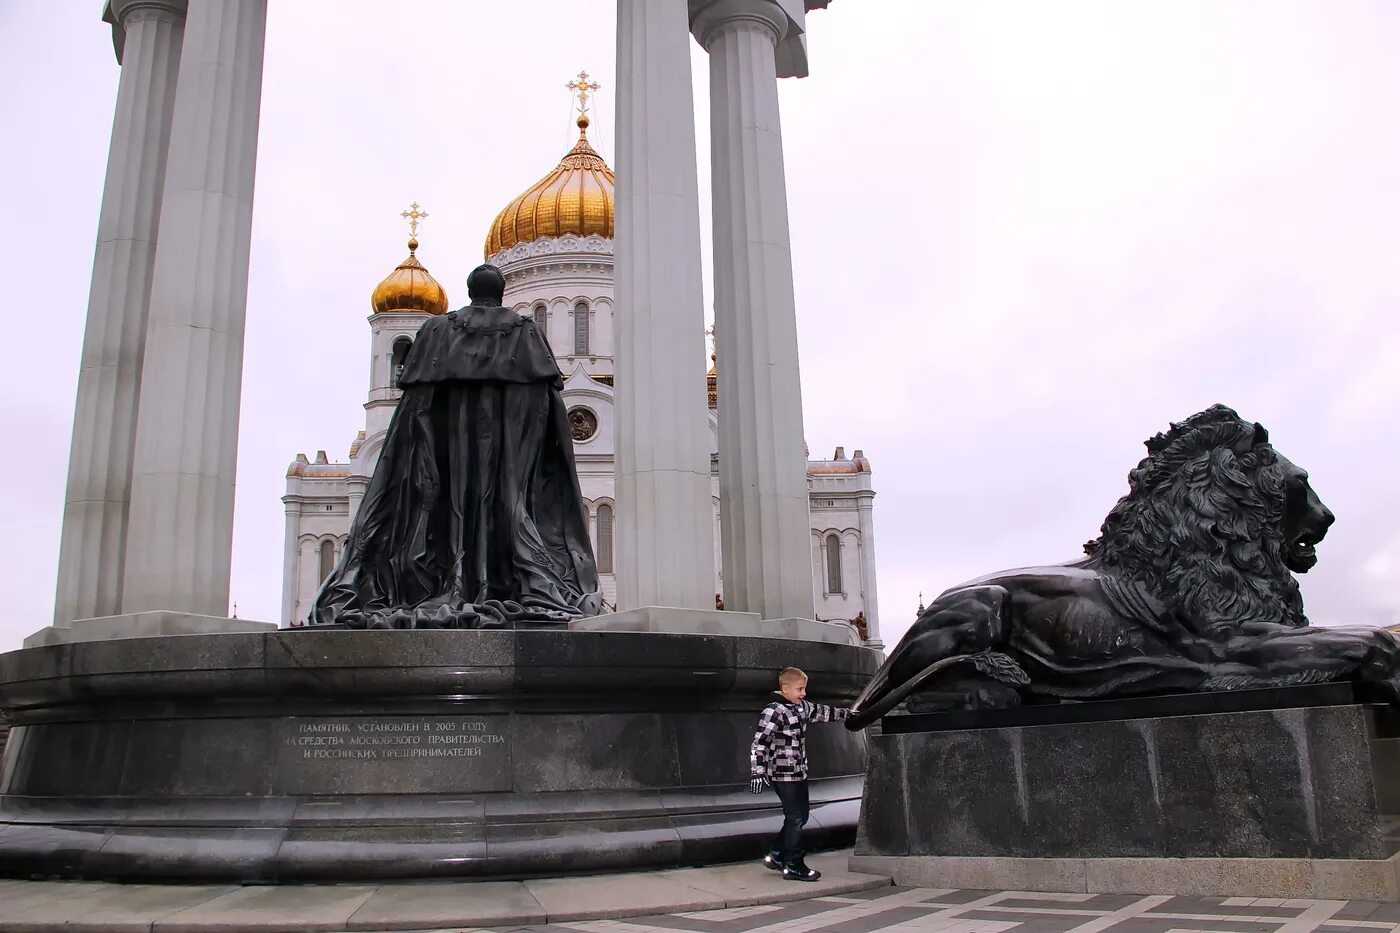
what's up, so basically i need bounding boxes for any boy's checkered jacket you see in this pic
[750,696,851,782]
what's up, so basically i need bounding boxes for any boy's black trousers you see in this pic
[769,779,810,866]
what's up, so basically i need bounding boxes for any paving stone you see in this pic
[1364,903,1400,923]
[0,880,112,918]
[632,899,834,932]
[654,851,888,907]
[850,855,1089,892]
[1330,900,1382,919]
[0,882,234,933]
[524,873,720,921]
[347,881,546,929]
[7,858,1396,933]
[152,884,378,932]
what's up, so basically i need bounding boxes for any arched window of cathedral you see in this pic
[319,539,336,583]
[825,533,842,594]
[574,301,590,355]
[533,303,549,339]
[391,337,413,385]
[596,503,614,573]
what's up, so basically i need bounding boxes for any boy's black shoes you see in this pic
[782,863,822,882]
[762,852,783,872]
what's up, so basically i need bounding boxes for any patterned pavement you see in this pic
[462,888,1400,933]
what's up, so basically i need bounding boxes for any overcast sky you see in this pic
[1,1,1398,653]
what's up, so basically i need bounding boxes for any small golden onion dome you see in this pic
[485,114,615,257]
[371,236,449,315]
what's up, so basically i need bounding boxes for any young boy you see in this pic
[749,666,853,881]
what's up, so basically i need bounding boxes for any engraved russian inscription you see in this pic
[285,718,506,761]
[277,716,512,794]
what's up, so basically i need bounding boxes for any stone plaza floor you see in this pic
[482,889,1400,933]
[3,853,1400,932]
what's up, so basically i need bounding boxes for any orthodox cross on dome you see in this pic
[705,324,717,407]
[400,201,429,238]
[567,70,602,119]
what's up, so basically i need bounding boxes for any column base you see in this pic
[761,616,861,646]
[23,611,276,647]
[572,608,858,644]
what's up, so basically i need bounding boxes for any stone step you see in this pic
[0,850,890,932]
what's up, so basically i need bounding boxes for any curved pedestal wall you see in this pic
[0,629,877,881]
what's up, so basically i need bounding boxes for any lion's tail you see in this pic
[846,655,971,730]
[846,651,1029,730]
[846,651,900,729]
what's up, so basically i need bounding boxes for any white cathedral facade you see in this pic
[281,117,881,645]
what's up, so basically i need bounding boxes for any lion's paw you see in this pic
[1375,676,1400,707]
[970,650,1031,686]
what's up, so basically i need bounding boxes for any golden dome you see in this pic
[485,114,615,257]
[371,236,449,315]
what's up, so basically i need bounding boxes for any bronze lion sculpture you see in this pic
[847,404,1400,729]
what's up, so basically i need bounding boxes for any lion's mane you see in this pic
[1082,404,1306,635]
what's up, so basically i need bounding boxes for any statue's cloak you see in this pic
[310,303,602,629]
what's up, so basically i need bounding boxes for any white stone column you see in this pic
[612,0,717,610]
[52,0,187,626]
[857,497,883,648]
[297,537,318,624]
[693,0,814,621]
[279,499,301,626]
[122,0,268,615]
[346,475,369,525]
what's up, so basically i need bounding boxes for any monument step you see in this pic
[0,850,890,931]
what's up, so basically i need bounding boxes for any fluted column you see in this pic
[52,0,187,626]
[122,0,267,615]
[612,0,717,610]
[856,497,882,648]
[279,499,300,626]
[693,0,813,620]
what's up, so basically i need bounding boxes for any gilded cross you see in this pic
[567,71,602,116]
[400,201,429,237]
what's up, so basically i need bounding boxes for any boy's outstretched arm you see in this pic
[806,701,852,724]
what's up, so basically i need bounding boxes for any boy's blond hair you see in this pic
[778,667,808,687]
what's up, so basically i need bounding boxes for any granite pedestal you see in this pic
[0,629,878,881]
[850,685,1400,899]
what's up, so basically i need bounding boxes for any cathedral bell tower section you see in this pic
[364,203,449,441]
[280,207,449,626]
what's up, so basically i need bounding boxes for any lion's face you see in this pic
[1084,406,1320,631]
[1278,455,1333,574]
